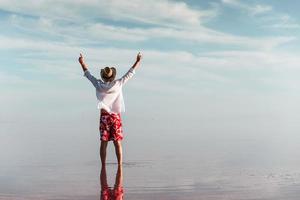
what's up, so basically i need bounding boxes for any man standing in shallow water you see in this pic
[78,52,142,166]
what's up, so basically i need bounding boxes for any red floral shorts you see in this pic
[99,109,123,141]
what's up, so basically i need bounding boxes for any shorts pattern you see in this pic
[99,109,123,141]
[101,186,124,200]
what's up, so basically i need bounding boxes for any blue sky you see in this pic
[1,0,300,136]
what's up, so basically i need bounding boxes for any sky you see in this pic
[1,0,300,166]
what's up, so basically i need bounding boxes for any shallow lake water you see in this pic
[1,114,300,200]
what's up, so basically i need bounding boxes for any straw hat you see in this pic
[101,67,116,82]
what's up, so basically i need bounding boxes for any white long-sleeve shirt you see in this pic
[84,67,135,114]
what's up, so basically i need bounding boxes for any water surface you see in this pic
[1,115,300,199]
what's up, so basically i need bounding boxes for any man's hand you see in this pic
[79,53,85,65]
[136,52,142,62]
[132,52,142,70]
[79,53,88,71]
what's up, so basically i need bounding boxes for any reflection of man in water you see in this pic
[79,53,142,166]
[100,165,124,200]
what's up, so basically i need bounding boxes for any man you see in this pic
[78,52,142,166]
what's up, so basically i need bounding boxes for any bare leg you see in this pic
[100,141,108,166]
[113,140,123,166]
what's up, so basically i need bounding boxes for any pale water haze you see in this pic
[1,0,300,199]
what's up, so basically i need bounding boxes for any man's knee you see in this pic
[113,140,122,148]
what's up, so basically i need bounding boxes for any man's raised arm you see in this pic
[79,53,100,88]
[132,52,142,70]
[119,52,142,85]
[79,53,88,72]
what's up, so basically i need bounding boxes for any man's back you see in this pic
[84,68,136,113]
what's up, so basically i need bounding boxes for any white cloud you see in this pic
[9,14,53,30]
[221,0,299,29]
[221,0,239,5]
[0,0,299,94]
[3,14,296,50]
[269,15,300,29]
[0,71,31,85]
[200,50,300,70]
[87,23,147,42]
[222,0,272,15]
[271,23,300,29]
[102,0,203,26]
[0,0,218,27]
[1,34,300,94]
[1,0,296,51]
[250,4,272,15]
